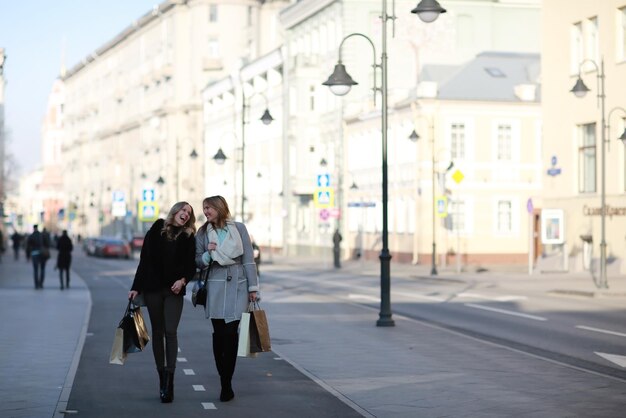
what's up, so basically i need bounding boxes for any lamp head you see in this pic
[411,0,447,23]
[156,176,165,185]
[213,148,227,165]
[260,109,274,125]
[350,181,358,190]
[322,62,357,96]
[570,77,590,98]
[408,130,420,142]
[189,149,198,159]
[619,128,626,145]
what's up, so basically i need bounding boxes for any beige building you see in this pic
[59,0,286,238]
[542,1,626,275]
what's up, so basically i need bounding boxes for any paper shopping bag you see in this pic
[249,303,271,353]
[109,327,127,365]
[132,306,150,350]
[237,312,256,358]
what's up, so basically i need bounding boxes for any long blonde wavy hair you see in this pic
[162,201,196,240]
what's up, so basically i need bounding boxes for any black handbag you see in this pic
[191,266,210,307]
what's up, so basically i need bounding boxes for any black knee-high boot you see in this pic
[219,332,238,402]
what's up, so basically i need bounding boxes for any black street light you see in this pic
[324,0,445,327]
[212,93,273,221]
[189,149,198,159]
[569,58,624,289]
[156,176,165,185]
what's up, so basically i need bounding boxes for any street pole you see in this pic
[431,137,437,275]
[241,94,246,222]
[571,58,608,288]
[377,0,393,327]
[598,58,607,289]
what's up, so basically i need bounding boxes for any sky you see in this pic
[0,0,160,175]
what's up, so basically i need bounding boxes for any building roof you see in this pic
[420,51,541,102]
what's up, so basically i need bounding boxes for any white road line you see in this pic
[183,369,195,375]
[576,325,626,338]
[347,294,379,302]
[177,357,188,362]
[202,402,217,410]
[465,303,547,321]
[457,292,527,302]
[192,385,205,391]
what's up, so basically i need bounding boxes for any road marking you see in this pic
[177,357,188,362]
[348,294,379,302]
[183,369,195,375]
[202,402,217,410]
[465,303,546,321]
[595,352,626,368]
[192,385,205,391]
[457,292,527,302]
[576,325,626,338]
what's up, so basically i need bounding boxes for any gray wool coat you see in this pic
[195,222,259,322]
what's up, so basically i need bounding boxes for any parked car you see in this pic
[130,235,144,252]
[93,237,131,259]
[83,237,98,256]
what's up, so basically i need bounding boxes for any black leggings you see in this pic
[144,289,184,372]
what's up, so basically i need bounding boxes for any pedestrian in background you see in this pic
[195,195,258,402]
[11,230,22,260]
[333,228,342,268]
[56,230,73,290]
[0,228,4,263]
[26,225,50,289]
[128,201,196,403]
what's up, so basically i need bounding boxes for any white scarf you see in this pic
[207,221,244,266]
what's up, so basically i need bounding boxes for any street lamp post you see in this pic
[323,0,445,327]
[570,58,626,288]
[409,117,439,275]
[213,92,273,222]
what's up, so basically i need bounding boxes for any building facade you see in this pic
[58,0,286,238]
[542,0,626,274]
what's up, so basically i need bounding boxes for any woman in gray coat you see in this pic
[195,195,258,402]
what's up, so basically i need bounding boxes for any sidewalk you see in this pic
[268,253,626,299]
[0,252,91,418]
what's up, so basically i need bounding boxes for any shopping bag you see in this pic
[237,312,256,358]
[109,327,127,365]
[249,302,271,353]
[119,301,149,354]
[132,305,150,350]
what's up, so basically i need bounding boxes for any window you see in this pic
[208,4,218,22]
[208,38,219,58]
[570,22,583,74]
[579,123,596,193]
[496,200,512,233]
[587,17,599,65]
[309,85,315,111]
[617,6,626,61]
[449,199,466,233]
[496,124,512,161]
[450,123,466,159]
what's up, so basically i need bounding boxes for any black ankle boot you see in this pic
[220,376,234,402]
[158,369,166,399]
[161,371,174,403]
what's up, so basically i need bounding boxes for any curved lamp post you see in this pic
[570,58,626,289]
[323,0,445,327]
[212,93,274,221]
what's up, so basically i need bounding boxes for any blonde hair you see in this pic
[162,201,196,239]
[199,195,231,232]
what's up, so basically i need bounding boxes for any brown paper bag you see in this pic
[249,303,271,353]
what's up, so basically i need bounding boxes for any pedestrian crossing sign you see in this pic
[138,201,159,222]
[314,187,334,208]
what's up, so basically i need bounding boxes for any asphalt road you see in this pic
[66,253,362,418]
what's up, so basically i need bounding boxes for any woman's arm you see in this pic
[236,223,259,294]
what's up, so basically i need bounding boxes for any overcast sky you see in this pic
[1,0,159,174]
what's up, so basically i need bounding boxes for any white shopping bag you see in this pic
[237,312,257,358]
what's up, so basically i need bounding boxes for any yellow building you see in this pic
[542,1,626,277]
